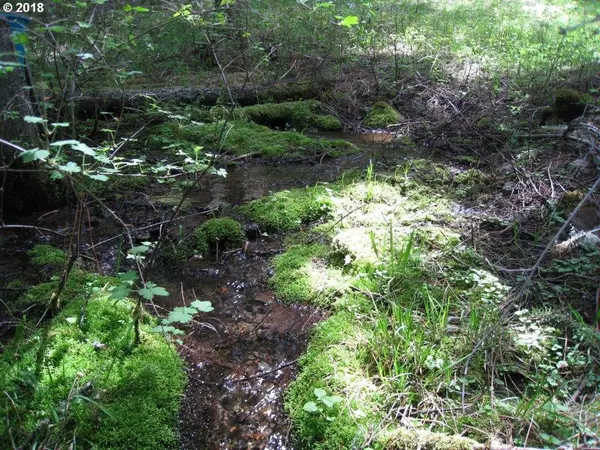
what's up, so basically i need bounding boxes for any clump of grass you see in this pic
[240,186,334,232]
[0,287,184,449]
[278,164,600,448]
[363,102,402,128]
[195,217,245,252]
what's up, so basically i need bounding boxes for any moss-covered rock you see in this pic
[0,290,184,449]
[554,88,586,121]
[195,218,245,252]
[211,100,342,131]
[28,244,66,270]
[239,186,333,232]
[151,120,357,158]
[363,102,403,128]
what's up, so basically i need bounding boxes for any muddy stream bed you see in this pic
[0,132,433,449]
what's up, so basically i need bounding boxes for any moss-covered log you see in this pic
[71,81,329,119]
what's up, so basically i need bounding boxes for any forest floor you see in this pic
[1,67,600,449]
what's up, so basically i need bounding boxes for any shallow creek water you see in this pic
[0,133,432,449]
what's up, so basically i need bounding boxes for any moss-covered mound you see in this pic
[195,217,246,252]
[0,292,184,449]
[211,100,342,131]
[363,101,403,128]
[270,244,348,304]
[554,88,586,122]
[240,186,333,232]
[152,120,357,158]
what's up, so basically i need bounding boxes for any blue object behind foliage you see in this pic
[0,13,31,66]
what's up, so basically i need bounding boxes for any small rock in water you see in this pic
[502,181,518,196]
[245,223,261,241]
[258,362,272,373]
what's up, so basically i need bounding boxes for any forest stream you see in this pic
[0,132,433,450]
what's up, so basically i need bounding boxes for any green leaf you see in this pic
[110,284,131,300]
[321,395,342,408]
[125,4,149,12]
[118,271,138,282]
[72,142,97,156]
[24,116,47,124]
[86,174,109,182]
[65,317,77,324]
[314,388,327,399]
[50,140,80,146]
[20,149,50,163]
[50,122,70,128]
[152,325,184,335]
[138,281,169,301]
[50,171,64,180]
[128,245,149,255]
[165,307,196,324]
[58,162,82,173]
[190,300,214,312]
[340,15,359,27]
[42,26,67,33]
[303,402,319,413]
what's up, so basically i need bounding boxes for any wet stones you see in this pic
[245,223,261,241]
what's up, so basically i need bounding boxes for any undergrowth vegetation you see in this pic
[2,0,600,448]
[0,280,184,449]
[151,120,357,159]
[239,162,600,449]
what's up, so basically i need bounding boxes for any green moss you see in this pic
[0,288,184,449]
[285,306,382,449]
[554,88,586,121]
[240,186,333,233]
[28,244,66,269]
[157,238,196,268]
[402,159,452,186]
[195,218,245,252]
[13,270,112,316]
[153,120,356,158]
[212,100,342,131]
[270,243,349,304]
[454,168,487,185]
[477,116,492,128]
[382,428,477,450]
[363,102,403,128]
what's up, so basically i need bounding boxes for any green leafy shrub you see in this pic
[195,218,245,252]
[240,186,333,232]
[0,292,184,449]
[363,102,402,128]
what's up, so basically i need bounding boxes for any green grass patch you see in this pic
[0,287,184,449]
[270,243,349,305]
